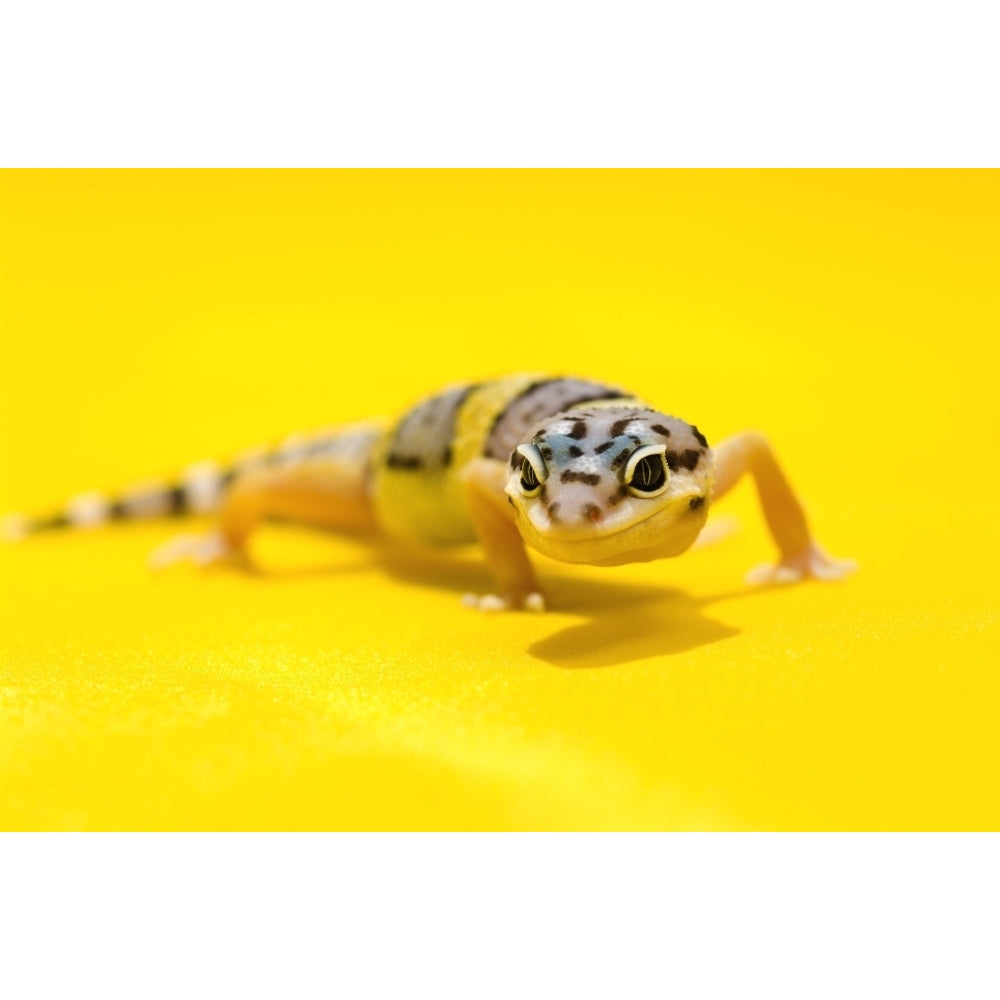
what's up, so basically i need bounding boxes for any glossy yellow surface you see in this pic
[1,170,998,830]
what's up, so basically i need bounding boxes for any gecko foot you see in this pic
[746,541,857,586]
[461,591,547,613]
[149,532,252,572]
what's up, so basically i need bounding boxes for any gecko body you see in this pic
[4,374,855,610]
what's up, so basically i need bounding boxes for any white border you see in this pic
[1,1,998,165]
[2,834,997,998]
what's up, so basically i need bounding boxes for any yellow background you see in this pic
[1,170,997,830]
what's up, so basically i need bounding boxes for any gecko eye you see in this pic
[515,444,547,496]
[520,459,540,493]
[625,444,669,497]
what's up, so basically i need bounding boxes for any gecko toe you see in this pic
[461,591,546,612]
[523,592,546,612]
[478,594,508,613]
[149,532,236,571]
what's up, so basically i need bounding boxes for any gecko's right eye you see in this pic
[515,444,547,496]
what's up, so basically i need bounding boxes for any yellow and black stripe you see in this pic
[370,374,633,544]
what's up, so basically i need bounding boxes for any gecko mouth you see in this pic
[515,494,709,565]
[526,502,665,541]
[521,488,704,540]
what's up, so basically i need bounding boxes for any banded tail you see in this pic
[1,423,384,542]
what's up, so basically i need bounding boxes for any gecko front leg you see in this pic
[713,431,857,584]
[459,458,545,612]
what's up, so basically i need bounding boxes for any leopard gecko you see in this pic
[3,374,855,610]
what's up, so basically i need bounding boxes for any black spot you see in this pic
[583,503,602,522]
[395,383,476,468]
[483,380,625,461]
[594,441,615,454]
[665,451,678,471]
[561,470,601,486]
[386,454,424,470]
[691,425,708,448]
[609,418,633,437]
[629,435,642,445]
[611,448,631,469]
[689,496,705,511]
[680,449,701,471]
[568,420,588,440]
[167,485,187,515]
[442,446,453,466]
[538,484,549,504]
[548,502,561,522]
[567,445,583,458]
[35,513,71,530]
[608,485,630,506]
[651,424,671,438]
[540,446,554,461]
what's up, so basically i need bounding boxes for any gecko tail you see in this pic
[1,423,386,543]
[1,459,236,542]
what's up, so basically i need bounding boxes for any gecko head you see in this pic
[504,407,714,566]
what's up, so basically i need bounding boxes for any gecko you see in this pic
[2,374,855,610]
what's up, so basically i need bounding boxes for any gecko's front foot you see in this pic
[746,541,857,586]
[461,590,547,613]
[149,531,253,572]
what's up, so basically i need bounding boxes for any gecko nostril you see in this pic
[584,504,602,523]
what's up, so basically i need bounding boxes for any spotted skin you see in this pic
[503,405,712,563]
[483,378,623,461]
[4,372,856,611]
[385,384,474,471]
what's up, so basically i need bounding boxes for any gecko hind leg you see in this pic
[150,455,377,571]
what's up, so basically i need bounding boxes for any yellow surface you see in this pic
[1,169,998,830]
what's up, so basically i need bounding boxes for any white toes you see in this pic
[461,592,508,612]
[478,594,508,613]
[809,556,857,580]
[461,591,547,612]
[523,592,546,612]
[148,532,232,571]
[746,542,858,586]
[746,562,801,586]
[774,565,802,584]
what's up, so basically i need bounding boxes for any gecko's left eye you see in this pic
[625,444,669,497]
[515,444,547,496]
[520,459,540,493]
